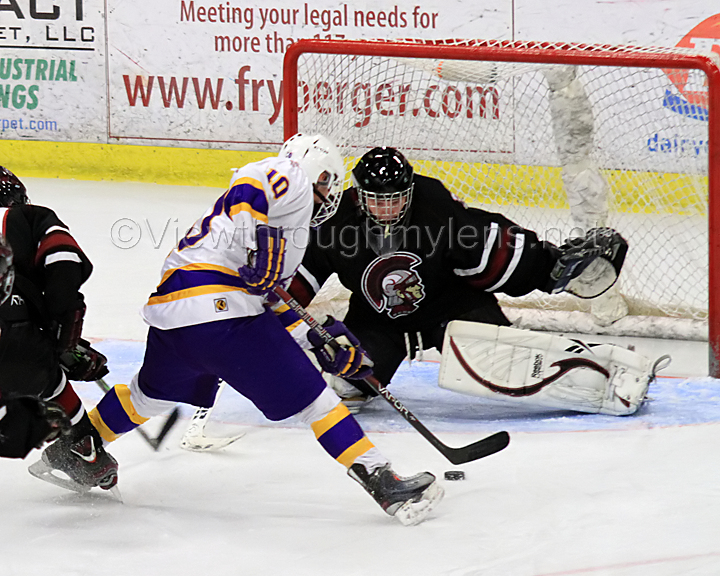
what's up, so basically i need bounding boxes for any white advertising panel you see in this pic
[0,0,718,153]
[0,0,107,142]
[105,0,511,150]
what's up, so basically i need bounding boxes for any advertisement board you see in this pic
[0,0,106,142]
[0,0,718,156]
[105,0,510,150]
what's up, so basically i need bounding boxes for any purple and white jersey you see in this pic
[142,157,313,329]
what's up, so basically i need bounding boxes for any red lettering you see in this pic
[314,81,332,113]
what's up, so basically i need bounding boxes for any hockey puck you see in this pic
[444,470,465,481]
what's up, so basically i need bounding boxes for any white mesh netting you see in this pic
[287,39,718,340]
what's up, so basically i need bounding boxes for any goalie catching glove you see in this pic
[548,227,628,298]
[439,320,668,416]
[307,316,374,380]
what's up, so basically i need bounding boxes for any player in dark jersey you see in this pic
[289,148,626,410]
[0,235,68,458]
[0,167,118,491]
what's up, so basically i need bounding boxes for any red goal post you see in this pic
[282,38,720,376]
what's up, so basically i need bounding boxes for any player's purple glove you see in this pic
[307,316,374,380]
[238,225,286,296]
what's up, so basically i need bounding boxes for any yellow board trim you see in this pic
[114,384,151,426]
[414,161,709,216]
[0,139,708,217]
[311,403,351,439]
[0,139,272,187]
[337,437,375,468]
[88,408,121,443]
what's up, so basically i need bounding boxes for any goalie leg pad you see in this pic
[439,321,662,416]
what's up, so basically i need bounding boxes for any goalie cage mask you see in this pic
[353,147,414,229]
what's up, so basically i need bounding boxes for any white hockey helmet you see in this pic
[279,133,345,226]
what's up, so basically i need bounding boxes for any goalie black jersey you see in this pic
[291,174,557,332]
[0,205,92,324]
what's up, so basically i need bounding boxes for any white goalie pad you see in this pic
[439,321,664,416]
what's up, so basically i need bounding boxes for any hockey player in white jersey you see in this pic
[87,134,443,525]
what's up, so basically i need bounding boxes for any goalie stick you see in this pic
[95,379,180,451]
[180,381,245,451]
[274,287,510,465]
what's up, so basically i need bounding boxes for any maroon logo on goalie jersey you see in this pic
[361,252,426,318]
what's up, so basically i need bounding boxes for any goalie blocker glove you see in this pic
[548,227,628,298]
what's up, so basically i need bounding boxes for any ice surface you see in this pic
[1,178,718,576]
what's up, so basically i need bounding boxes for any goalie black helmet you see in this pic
[0,167,28,207]
[0,234,14,306]
[352,147,414,228]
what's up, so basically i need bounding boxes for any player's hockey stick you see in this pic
[95,379,180,451]
[180,381,245,451]
[273,287,510,465]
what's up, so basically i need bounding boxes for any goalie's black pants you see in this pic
[342,303,511,396]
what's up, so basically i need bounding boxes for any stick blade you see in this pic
[151,408,181,451]
[179,432,245,452]
[445,431,510,465]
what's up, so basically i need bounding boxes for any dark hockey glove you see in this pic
[238,225,286,295]
[53,294,86,353]
[307,316,374,380]
[59,338,109,381]
[547,228,628,298]
[0,397,69,459]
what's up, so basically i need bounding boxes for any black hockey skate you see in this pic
[348,463,444,526]
[28,418,119,497]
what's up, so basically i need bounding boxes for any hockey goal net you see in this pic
[283,39,720,370]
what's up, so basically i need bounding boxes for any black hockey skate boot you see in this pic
[28,415,118,494]
[348,463,444,526]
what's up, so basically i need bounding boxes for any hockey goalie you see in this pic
[439,322,664,416]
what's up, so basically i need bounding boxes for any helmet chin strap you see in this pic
[313,185,330,206]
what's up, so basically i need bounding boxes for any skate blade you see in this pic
[394,481,445,527]
[28,459,91,494]
[108,485,123,503]
[180,432,245,452]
